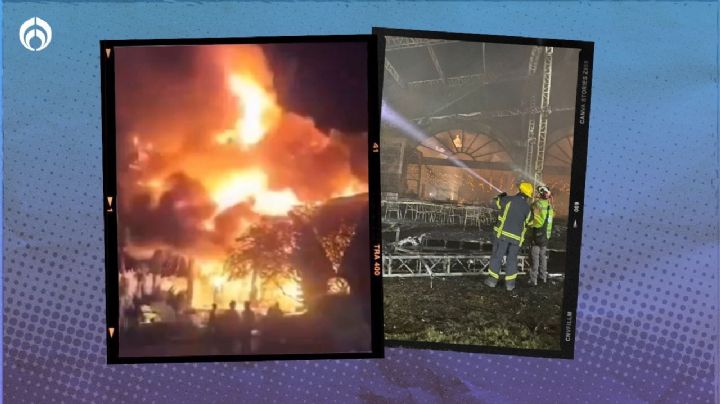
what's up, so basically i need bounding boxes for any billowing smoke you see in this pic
[115,44,367,258]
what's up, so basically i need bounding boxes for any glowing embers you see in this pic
[327,277,351,295]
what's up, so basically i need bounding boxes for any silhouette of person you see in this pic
[132,296,143,327]
[217,301,240,354]
[266,302,282,320]
[204,303,219,353]
[263,302,283,352]
[240,301,255,354]
[206,304,218,334]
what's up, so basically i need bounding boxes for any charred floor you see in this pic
[380,211,568,349]
[384,276,563,350]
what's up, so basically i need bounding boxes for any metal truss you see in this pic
[408,73,484,89]
[383,253,530,277]
[385,37,458,51]
[524,96,537,174]
[527,46,541,76]
[384,58,404,88]
[524,118,536,174]
[426,45,446,85]
[533,47,553,188]
[407,72,529,90]
[413,105,573,124]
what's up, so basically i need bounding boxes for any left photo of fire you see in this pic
[101,36,382,362]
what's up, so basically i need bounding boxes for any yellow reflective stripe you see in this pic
[546,209,554,239]
[521,211,531,245]
[506,273,518,281]
[501,230,521,241]
[496,198,501,209]
[487,269,500,279]
[496,201,512,238]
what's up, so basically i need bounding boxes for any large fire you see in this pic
[211,169,300,216]
[116,44,367,313]
[215,74,281,147]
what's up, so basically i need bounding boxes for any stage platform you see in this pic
[383,250,529,277]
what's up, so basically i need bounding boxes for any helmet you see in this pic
[537,185,551,199]
[518,182,533,197]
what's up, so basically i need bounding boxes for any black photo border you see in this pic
[100,34,384,364]
[373,27,594,360]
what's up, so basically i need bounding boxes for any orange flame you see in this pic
[227,74,280,147]
[118,44,367,260]
[211,169,299,216]
[332,178,367,199]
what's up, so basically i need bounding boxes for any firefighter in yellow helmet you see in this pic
[528,185,554,285]
[484,181,534,291]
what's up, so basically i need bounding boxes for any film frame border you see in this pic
[100,34,385,364]
[373,26,594,360]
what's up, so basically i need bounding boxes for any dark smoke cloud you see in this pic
[124,172,262,256]
[335,131,369,182]
[264,42,369,134]
[211,202,259,247]
[125,173,215,249]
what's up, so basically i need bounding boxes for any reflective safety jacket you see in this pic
[530,199,554,240]
[493,193,532,246]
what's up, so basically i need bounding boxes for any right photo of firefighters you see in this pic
[379,33,581,351]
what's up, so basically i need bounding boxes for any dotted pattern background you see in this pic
[3,2,718,403]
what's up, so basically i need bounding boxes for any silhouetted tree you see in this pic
[225,217,295,306]
[225,207,352,312]
[290,212,335,310]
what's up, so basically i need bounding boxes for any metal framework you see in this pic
[384,58,404,88]
[527,46,541,76]
[533,47,554,188]
[385,37,458,51]
[408,73,483,89]
[383,253,530,277]
[426,45,446,85]
[407,72,528,90]
[415,157,569,175]
[412,105,572,123]
[524,96,537,174]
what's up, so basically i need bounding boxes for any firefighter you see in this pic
[528,185,554,286]
[484,181,533,291]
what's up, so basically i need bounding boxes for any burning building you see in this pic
[114,42,371,324]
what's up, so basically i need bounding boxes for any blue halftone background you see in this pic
[2,1,718,403]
